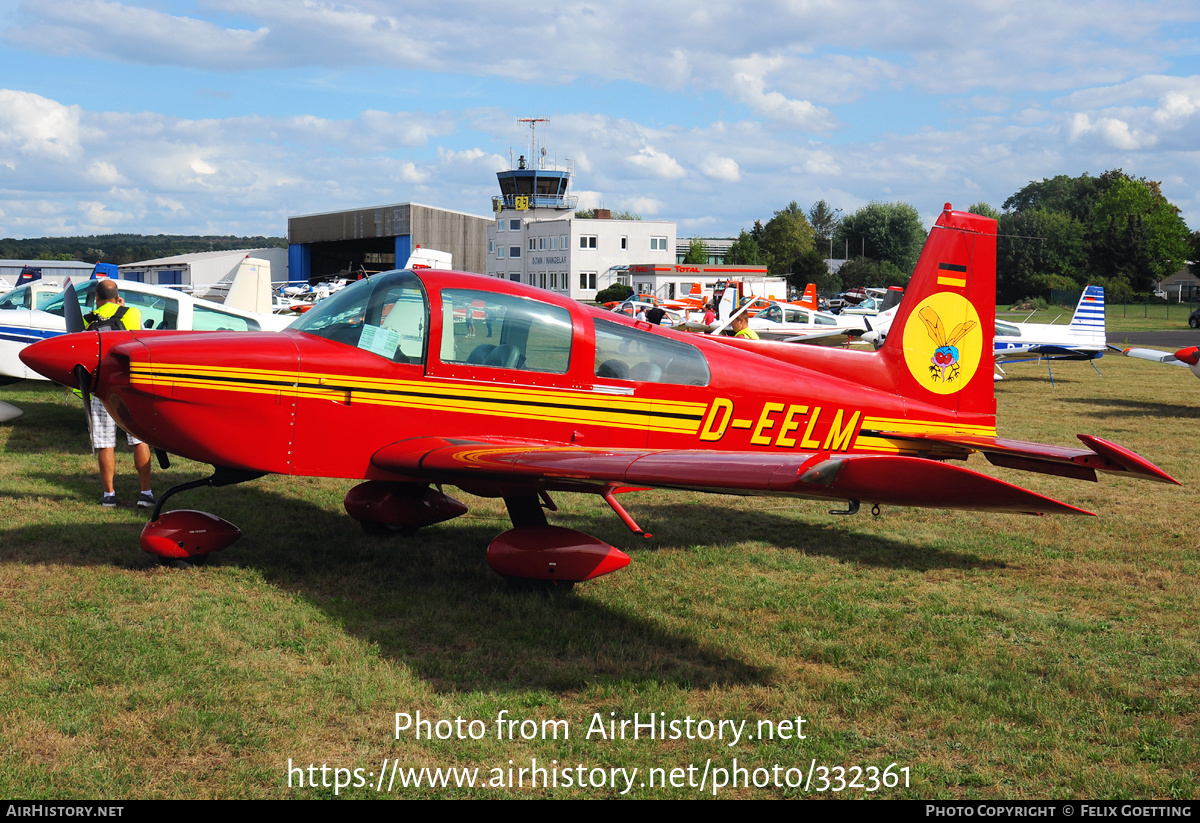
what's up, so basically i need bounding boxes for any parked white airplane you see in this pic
[0,273,293,384]
[864,285,1106,383]
[747,301,866,340]
[993,285,1106,362]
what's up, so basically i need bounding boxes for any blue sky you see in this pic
[0,0,1197,239]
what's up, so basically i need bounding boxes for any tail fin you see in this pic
[879,204,997,420]
[224,257,273,314]
[1068,285,1105,345]
[797,283,818,310]
[715,282,738,321]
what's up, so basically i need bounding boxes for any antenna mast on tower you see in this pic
[518,117,550,169]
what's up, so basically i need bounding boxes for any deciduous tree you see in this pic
[683,237,708,265]
[836,202,924,273]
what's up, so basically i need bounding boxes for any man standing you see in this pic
[731,311,760,340]
[85,279,154,508]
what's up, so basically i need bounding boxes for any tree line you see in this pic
[720,200,926,294]
[0,234,287,266]
[715,169,1197,302]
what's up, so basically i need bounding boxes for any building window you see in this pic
[509,246,521,258]
[497,247,506,259]
[560,235,568,249]
[621,236,628,251]
[497,219,504,232]
[488,240,495,254]
[539,237,546,251]
[509,219,521,231]
[650,237,667,251]
[580,272,597,290]
[529,238,537,251]
[539,272,547,289]
[579,235,597,249]
[549,236,558,251]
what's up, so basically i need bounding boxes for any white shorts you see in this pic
[90,396,142,450]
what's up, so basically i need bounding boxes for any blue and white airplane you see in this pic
[862,285,1106,383]
[993,285,1106,364]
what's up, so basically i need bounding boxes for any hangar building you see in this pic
[288,203,492,284]
[118,248,288,296]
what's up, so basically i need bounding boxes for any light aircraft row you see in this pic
[20,203,1178,586]
[0,266,292,384]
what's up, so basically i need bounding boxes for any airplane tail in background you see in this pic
[797,283,818,310]
[877,204,997,420]
[223,258,274,314]
[1068,285,1105,345]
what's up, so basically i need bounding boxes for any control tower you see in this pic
[492,118,577,216]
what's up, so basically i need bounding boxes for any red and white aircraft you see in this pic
[21,204,1178,585]
[1118,345,1200,379]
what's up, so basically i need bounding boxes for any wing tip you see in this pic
[1077,434,1182,486]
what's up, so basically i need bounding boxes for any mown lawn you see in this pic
[0,355,1196,799]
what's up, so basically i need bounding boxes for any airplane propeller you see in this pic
[73,363,95,444]
[62,280,98,441]
[62,280,85,334]
[861,317,885,350]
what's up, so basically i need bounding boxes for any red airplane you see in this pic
[21,204,1178,587]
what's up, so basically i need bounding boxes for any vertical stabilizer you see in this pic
[224,258,273,314]
[797,283,818,310]
[1067,285,1105,346]
[878,204,997,419]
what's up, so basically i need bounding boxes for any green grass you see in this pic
[1,356,1198,799]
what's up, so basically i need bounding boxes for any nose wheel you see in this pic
[140,467,265,564]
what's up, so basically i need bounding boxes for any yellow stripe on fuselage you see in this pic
[129,363,707,435]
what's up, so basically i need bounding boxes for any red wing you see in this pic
[371,436,1092,516]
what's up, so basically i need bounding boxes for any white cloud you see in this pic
[699,155,740,182]
[625,197,662,217]
[1067,113,1156,150]
[1152,89,1200,127]
[0,89,82,160]
[86,160,123,184]
[628,146,685,179]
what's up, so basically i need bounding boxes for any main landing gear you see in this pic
[142,472,642,590]
[344,482,639,589]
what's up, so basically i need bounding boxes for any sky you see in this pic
[0,0,1197,240]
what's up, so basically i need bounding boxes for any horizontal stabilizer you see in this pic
[878,432,1179,485]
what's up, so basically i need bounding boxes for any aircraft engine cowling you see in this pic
[486,526,631,583]
[343,481,468,528]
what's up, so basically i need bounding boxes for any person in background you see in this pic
[85,279,155,509]
[731,311,759,340]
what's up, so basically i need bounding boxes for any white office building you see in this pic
[484,157,676,300]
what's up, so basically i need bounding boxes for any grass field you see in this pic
[1,355,1197,799]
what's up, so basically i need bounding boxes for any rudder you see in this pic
[878,204,997,420]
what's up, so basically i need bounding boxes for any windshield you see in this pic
[291,270,428,364]
[41,282,179,329]
[40,283,92,317]
[0,286,33,310]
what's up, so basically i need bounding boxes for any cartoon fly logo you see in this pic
[920,305,976,384]
[901,292,985,395]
